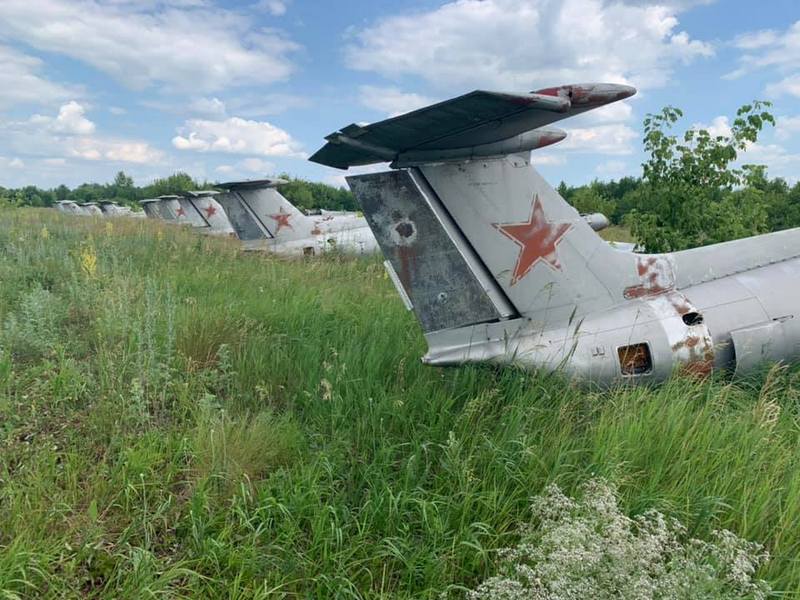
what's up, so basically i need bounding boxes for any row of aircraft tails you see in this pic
[55,82,798,385]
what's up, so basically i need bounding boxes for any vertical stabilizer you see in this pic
[348,169,518,332]
[218,180,313,240]
[348,155,639,333]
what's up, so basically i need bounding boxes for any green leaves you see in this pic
[629,101,775,252]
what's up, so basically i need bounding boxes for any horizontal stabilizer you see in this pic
[218,178,288,190]
[311,83,635,169]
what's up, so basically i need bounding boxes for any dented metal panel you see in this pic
[348,170,502,332]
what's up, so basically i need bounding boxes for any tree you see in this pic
[567,182,616,220]
[626,102,775,252]
[143,172,198,197]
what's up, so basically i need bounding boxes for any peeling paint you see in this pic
[646,290,714,377]
[624,255,676,299]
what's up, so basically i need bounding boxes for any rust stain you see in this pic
[672,333,715,378]
[396,245,416,292]
[624,256,676,299]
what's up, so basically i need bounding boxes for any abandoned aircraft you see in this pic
[140,193,236,236]
[215,178,379,255]
[312,82,799,384]
[98,201,143,218]
[55,200,84,215]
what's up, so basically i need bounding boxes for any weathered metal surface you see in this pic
[311,84,634,169]
[215,180,379,255]
[624,255,676,299]
[216,192,271,241]
[348,170,502,332]
[311,83,800,384]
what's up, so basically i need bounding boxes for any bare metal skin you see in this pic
[313,83,800,385]
[215,179,379,255]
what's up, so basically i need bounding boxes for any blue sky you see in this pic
[0,0,799,190]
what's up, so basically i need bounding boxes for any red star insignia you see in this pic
[204,204,217,218]
[270,209,293,233]
[493,194,572,285]
[176,207,186,217]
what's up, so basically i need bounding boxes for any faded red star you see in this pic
[493,194,572,285]
[270,209,293,233]
[176,206,186,217]
[204,204,217,218]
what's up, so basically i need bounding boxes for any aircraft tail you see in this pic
[348,156,635,333]
[217,179,315,240]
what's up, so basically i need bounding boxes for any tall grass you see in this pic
[0,208,798,597]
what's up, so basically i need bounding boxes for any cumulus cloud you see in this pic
[727,20,800,98]
[345,0,712,91]
[1,101,164,164]
[31,101,97,135]
[0,45,76,109]
[359,86,436,117]
[173,116,305,157]
[0,0,299,93]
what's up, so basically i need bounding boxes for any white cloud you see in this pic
[189,97,227,118]
[727,20,800,98]
[558,124,638,154]
[0,156,26,170]
[766,75,800,99]
[109,106,127,115]
[359,86,436,117]
[215,157,276,177]
[693,115,732,138]
[732,29,779,50]
[0,0,299,93]
[345,0,712,91]
[48,101,96,135]
[323,163,387,189]
[255,0,287,16]
[173,116,305,157]
[1,101,163,165]
[0,45,76,109]
[776,115,800,140]
[530,154,567,167]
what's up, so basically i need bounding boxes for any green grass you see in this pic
[1,208,800,597]
[599,224,636,243]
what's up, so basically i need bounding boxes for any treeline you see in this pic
[558,171,800,239]
[0,171,359,213]
[3,101,798,253]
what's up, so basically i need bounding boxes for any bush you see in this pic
[467,479,771,600]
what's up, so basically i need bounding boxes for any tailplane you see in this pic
[327,84,640,334]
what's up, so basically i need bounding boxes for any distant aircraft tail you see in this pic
[217,179,317,241]
[181,191,237,236]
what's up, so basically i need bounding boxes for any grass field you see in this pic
[2,208,800,598]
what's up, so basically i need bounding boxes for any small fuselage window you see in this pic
[618,343,653,376]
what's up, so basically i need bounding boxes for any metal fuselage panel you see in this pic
[424,254,800,384]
